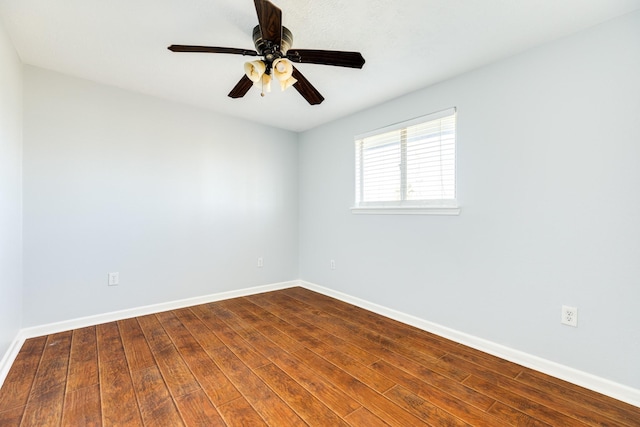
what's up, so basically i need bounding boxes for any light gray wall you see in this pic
[298,11,640,389]
[0,20,23,357]
[22,67,299,327]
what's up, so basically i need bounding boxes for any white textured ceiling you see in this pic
[1,0,640,131]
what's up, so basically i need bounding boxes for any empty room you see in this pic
[1,0,639,425]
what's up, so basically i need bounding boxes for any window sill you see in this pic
[350,206,461,216]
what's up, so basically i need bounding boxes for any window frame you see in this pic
[351,107,460,216]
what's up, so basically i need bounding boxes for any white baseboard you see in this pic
[300,281,640,408]
[0,331,27,390]
[2,279,638,408]
[0,280,297,388]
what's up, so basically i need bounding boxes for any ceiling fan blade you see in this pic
[291,67,324,105]
[254,0,282,47]
[287,49,365,68]
[228,75,254,98]
[168,45,259,56]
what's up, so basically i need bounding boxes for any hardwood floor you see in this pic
[1,287,638,426]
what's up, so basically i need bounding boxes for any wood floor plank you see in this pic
[189,304,269,369]
[438,352,519,385]
[271,291,473,382]
[245,294,390,391]
[487,370,627,426]
[370,354,495,411]
[200,344,306,426]
[440,347,524,380]
[217,396,268,427]
[118,317,156,372]
[246,292,380,365]
[344,407,392,426]
[184,306,307,426]
[130,365,185,426]
[313,305,470,383]
[174,390,226,426]
[206,301,291,359]
[269,350,362,418]
[254,362,350,426]
[294,347,431,427]
[286,288,472,372]
[384,385,471,427]
[172,307,227,353]
[370,359,504,426]
[156,309,241,406]
[19,332,72,426]
[292,290,484,379]
[0,405,24,427]
[245,293,394,394]
[20,385,66,426]
[304,338,396,393]
[136,314,201,399]
[284,287,448,353]
[96,322,126,363]
[0,336,46,411]
[66,326,99,392]
[2,288,638,426]
[344,408,389,427]
[219,298,305,354]
[463,374,585,426]
[96,322,143,426]
[61,384,102,426]
[300,290,501,387]
[28,332,72,399]
[516,369,640,425]
[283,287,427,343]
[487,401,553,427]
[287,288,519,381]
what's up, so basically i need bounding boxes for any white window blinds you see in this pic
[355,108,457,209]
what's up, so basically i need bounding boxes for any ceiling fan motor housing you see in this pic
[252,25,293,61]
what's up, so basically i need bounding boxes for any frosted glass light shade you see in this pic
[272,58,297,91]
[244,60,266,82]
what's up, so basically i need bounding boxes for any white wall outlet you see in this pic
[330,259,336,270]
[108,272,119,286]
[257,257,264,268]
[561,305,578,327]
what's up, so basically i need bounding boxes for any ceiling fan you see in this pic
[168,0,365,105]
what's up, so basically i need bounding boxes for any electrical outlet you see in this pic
[108,272,119,286]
[330,259,336,270]
[561,305,578,327]
[257,257,263,268]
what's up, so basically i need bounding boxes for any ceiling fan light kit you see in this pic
[168,0,365,105]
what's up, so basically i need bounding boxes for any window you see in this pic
[353,107,459,215]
